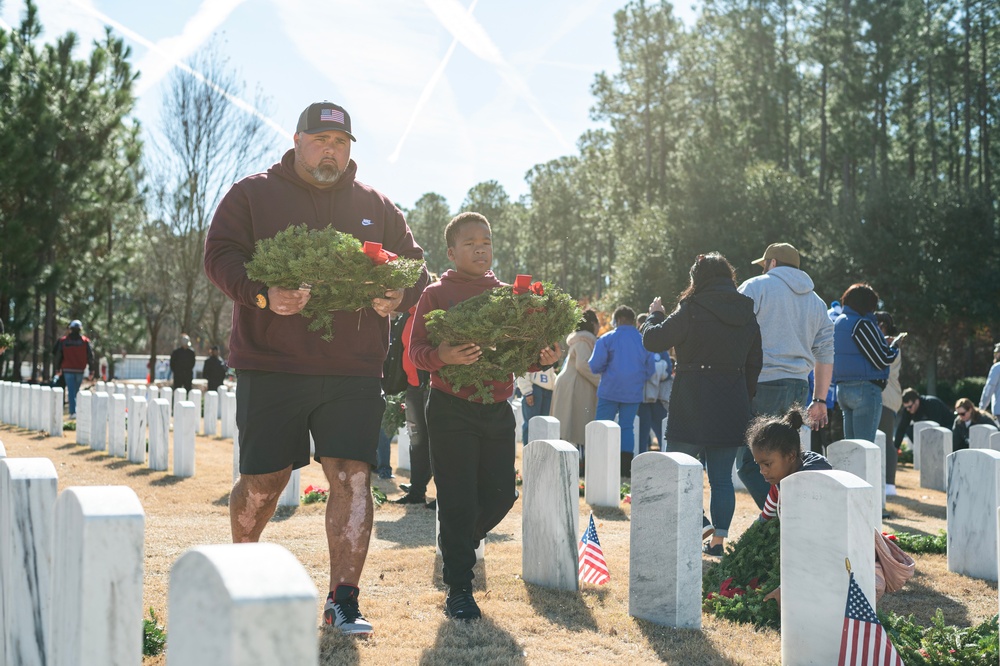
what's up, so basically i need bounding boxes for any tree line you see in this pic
[2,0,998,390]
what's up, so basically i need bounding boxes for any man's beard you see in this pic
[305,161,341,184]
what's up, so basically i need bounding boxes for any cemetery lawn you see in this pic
[3,424,995,665]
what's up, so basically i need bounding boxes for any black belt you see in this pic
[869,379,887,389]
[676,362,744,374]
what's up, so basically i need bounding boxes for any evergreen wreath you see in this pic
[702,518,782,629]
[424,276,581,403]
[0,333,14,349]
[245,224,425,340]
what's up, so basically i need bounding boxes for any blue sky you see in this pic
[2,0,697,211]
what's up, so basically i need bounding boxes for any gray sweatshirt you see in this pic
[738,266,834,383]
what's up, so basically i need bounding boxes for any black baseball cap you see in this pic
[296,102,356,141]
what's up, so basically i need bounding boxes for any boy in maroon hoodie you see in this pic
[409,212,560,620]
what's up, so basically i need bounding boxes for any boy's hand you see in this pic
[524,394,535,407]
[438,341,481,365]
[539,343,560,366]
[372,289,404,318]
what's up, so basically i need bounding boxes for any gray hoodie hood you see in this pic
[766,266,815,295]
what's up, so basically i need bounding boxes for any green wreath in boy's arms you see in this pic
[425,276,581,403]
[245,224,424,340]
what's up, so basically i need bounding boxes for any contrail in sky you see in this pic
[422,0,571,151]
[388,0,480,164]
[66,0,290,142]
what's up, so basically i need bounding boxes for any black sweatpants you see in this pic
[427,388,518,587]
[404,385,432,494]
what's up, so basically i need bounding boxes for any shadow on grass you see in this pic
[55,442,79,450]
[127,467,157,478]
[374,512,437,549]
[102,459,132,471]
[524,582,599,632]
[150,475,184,487]
[636,618,736,665]
[418,616,525,666]
[213,492,231,507]
[271,505,298,522]
[591,505,628,521]
[882,521,938,538]
[317,626,361,665]
[878,570,977,627]
[889,494,946,520]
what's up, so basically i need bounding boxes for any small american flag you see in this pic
[839,572,904,666]
[578,513,609,585]
[320,108,345,124]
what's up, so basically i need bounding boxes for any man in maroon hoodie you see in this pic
[204,101,429,636]
[409,212,559,621]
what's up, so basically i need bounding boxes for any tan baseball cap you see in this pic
[752,242,800,269]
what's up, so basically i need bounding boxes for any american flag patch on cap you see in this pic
[320,108,345,124]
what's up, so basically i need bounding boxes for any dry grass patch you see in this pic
[1,423,992,665]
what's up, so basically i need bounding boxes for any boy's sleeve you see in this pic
[407,289,445,372]
[515,374,533,396]
[644,348,656,381]
[588,336,608,375]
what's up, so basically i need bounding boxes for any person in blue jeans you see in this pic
[589,306,655,476]
[516,368,555,444]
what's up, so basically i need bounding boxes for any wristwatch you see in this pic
[810,398,825,405]
[255,287,269,310]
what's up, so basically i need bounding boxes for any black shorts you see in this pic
[235,370,385,474]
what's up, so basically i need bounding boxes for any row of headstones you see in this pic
[0,381,65,435]
[912,420,1000,492]
[0,451,319,665]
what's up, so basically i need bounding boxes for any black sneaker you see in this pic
[424,499,437,510]
[703,542,724,558]
[445,585,481,620]
[393,491,427,505]
[399,483,412,492]
[323,585,373,636]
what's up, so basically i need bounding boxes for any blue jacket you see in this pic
[833,306,892,383]
[588,324,655,403]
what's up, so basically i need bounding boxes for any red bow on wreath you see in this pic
[363,241,398,265]
[513,274,544,296]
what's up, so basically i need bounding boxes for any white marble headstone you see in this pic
[18,383,29,427]
[970,424,998,450]
[584,420,621,507]
[0,440,5,457]
[51,486,145,666]
[875,430,888,508]
[220,391,234,439]
[173,388,187,416]
[125,384,136,404]
[912,419,937,471]
[161,387,173,417]
[91,391,109,452]
[827,439,882,521]
[108,394,127,458]
[39,386,53,436]
[30,384,42,431]
[947,449,1000,581]
[127,396,148,466]
[396,426,410,471]
[232,422,240,482]
[147,398,171,470]
[76,390,92,446]
[629,451,702,628]
[781,470,876,665]
[527,415,560,448]
[1,457,59,665]
[990,431,1000,453]
[50,386,64,437]
[167,543,318,666]
[204,391,219,436]
[188,389,202,434]
[174,402,197,478]
[522,439,579,591]
[147,385,159,404]
[277,468,301,507]
[919,426,952,492]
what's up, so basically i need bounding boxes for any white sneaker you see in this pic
[885,484,897,496]
[323,585,373,636]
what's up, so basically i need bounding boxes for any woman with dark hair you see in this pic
[874,310,904,495]
[833,284,899,444]
[551,309,601,450]
[952,397,997,451]
[643,252,762,556]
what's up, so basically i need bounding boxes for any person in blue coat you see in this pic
[588,305,655,476]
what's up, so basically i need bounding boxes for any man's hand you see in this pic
[268,285,311,315]
[807,401,828,430]
[524,394,535,407]
[372,289,404,318]
[539,343,561,366]
[438,341,481,365]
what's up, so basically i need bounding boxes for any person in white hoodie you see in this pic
[737,242,834,509]
[516,366,556,445]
